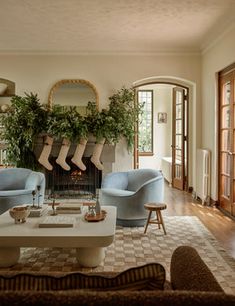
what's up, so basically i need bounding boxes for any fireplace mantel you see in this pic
[33,134,115,176]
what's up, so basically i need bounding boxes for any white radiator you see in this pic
[196,149,210,205]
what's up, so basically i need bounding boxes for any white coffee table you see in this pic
[0,205,116,268]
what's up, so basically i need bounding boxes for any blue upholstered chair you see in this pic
[0,168,45,215]
[100,169,164,226]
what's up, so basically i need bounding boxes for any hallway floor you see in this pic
[164,182,235,259]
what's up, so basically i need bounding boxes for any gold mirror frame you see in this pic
[48,79,99,111]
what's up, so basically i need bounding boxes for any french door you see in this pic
[172,87,188,190]
[219,66,235,216]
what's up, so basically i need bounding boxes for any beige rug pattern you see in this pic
[0,216,234,295]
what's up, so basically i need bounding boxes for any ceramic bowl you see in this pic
[0,83,8,95]
[9,205,30,224]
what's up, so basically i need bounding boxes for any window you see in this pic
[138,90,153,155]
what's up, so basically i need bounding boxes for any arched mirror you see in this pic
[48,79,99,115]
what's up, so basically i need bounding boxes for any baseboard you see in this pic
[218,207,235,221]
[209,198,218,207]
[188,186,193,193]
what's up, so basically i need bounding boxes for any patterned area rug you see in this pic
[1,216,234,294]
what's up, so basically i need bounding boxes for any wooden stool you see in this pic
[144,203,167,234]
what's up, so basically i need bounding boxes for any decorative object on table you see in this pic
[157,112,167,123]
[51,198,57,215]
[38,216,75,228]
[56,203,82,214]
[32,190,36,208]
[29,205,48,217]
[85,209,107,222]
[9,205,30,224]
[87,205,96,217]
[95,190,101,214]
[47,193,58,216]
[37,185,42,209]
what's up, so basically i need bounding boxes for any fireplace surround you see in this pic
[34,135,115,198]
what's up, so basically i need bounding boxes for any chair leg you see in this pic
[158,210,167,235]
[144,210,152,234]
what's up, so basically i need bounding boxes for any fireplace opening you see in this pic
[45,156,102,198]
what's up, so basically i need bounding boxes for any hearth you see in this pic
[45,156,102,198]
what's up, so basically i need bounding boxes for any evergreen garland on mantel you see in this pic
[0,87,142,169]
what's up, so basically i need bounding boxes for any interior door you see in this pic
[172,87,187,190]
[219,68,235,216]
[133,88,139,169]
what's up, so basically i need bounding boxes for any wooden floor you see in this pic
[163,182,235,259]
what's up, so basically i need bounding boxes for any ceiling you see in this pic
[0,0,234,54]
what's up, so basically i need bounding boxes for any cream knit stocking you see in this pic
[56,138,71,171]
[91,138,105,171]
[38,135,54,171]
[71,138,87,171]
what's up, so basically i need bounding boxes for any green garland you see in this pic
[1,87,142,169]
[1,92,47,169]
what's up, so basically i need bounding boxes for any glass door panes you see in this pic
[138,90,153,154]
[172,87,186,190]
[221,130,230,151]
[219,67,235,216]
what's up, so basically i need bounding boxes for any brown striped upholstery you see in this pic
[0,263,165,291]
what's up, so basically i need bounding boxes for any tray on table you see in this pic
[84,210,107,222]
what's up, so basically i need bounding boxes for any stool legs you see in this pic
[144,210,152,234]
[158,210,167,235]
[144,209,167,235]
[156,210,160,229]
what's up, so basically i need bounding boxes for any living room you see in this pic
[0,1,235,304]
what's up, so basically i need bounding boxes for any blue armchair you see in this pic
[0,168,45,215]
[100,169,164,226]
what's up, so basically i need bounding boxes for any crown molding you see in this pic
[201,20,235,55]
[0,49,201,57]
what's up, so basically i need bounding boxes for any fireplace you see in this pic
[45,156,102,198]
[34,135,116,198]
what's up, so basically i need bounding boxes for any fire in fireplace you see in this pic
[45,156,102,198]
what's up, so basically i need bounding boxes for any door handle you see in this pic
[228,151,235,155]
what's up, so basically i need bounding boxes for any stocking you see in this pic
[38,135,53,171]
[56,138,71,171]
[91,138,105,171]
[71,138,87,171]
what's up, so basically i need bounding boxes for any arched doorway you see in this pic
[133,76,197,192]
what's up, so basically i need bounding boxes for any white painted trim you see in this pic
[0,50,201,56]
[132,76,197,190]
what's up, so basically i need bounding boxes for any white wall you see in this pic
[139,84,173,169]
[0,54,201,186]
[201,23,235,200]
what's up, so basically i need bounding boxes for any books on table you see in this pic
[38,216,76,228]
[29,205,48,217]
[56,203,82,214]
